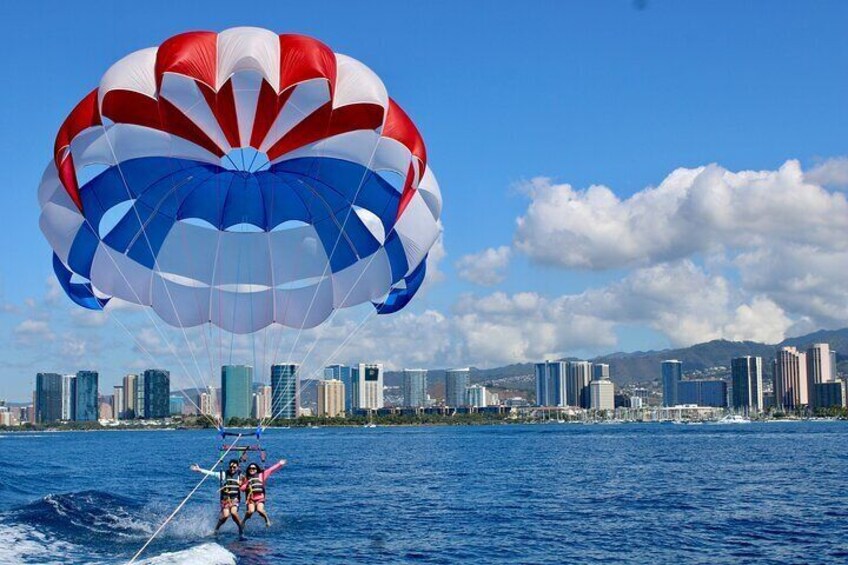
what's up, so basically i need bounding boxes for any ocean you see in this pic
[1,422,846,564]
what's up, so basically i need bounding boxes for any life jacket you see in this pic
[246,474,265,496]
[220,470,242,499]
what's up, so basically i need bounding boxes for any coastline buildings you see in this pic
[221,365,253,422]
[271,364,298,420]
[806,344,839,408]
[317,379,345,417]
[74,371,99,422]
[402,369,428,408]
[662,361,682,407]
[592,363,610,381]
[465,384,487,408]
[590,378,615,411]
[61,374,76,421]
[253,384,272,420]
[774,347,808,410]
[324,364,354,413]
[678,380,727,408]
[199,386,217,418]
[112,385,124,420]
[731,356,763,413]
[445,368,470,408]
[568,361,592,409]
[535,361,566,406]
[134,373,145,419]
[353,363,384,410]
[35,372,63,424]
[143,369,170,419]
[122,374,137,419]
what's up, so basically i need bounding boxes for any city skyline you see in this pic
[1,2,847,402]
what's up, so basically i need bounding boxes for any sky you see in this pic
[1,1,847,400]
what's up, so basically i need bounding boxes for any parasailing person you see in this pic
[241,459,287,528]
[191,459,245,538]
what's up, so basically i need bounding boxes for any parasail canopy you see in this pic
[39,27,442,333]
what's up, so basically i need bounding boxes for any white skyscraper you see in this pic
[465,385,488,408]
[807,343,833,385]
[590,378,615,411]
[112,385,125,420]
[353,363,384,410]
[61,374,76,421]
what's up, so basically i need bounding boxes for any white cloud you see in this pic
[806,157,848,189]
[514,160,848,270]
[13,319,55,344]
[510,159,848,342]
[455,246,512,286]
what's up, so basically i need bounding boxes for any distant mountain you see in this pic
[384,327,848,391]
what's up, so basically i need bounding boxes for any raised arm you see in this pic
[262,459,287,480]
[190,464,222,479]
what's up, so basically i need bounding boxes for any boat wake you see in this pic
[0,491,234,564]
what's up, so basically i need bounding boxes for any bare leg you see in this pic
[214,507,231,533]
[255,502,271,527]
[244,501,256,523]
[230,508,245,538]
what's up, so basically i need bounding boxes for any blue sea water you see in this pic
[1,422,846,564]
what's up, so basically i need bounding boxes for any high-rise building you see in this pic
[112,385,125,420]
[134,372,145,419]
[807,344,833,397]
[590,378,615,411]
[465,384,487,408]
[169,395,184,416]
[731,356,763,413]
[143,369,170,419]
[830,350,838,380]
[199,386,217,417]
[592,363,610,381]
[568,361,592,409]
[402,369,428,408]
[271,364,298,420]
[353,363,384,410]
[324,365,354,413]
[74,370,99,422]
[61,374,76,421]
[630,396,643,409]
[317,379,345,417]
[812,381,846,409]
[678,380,727,407]
[445,368,470,408]
[35,372,63,424]
[535,361,566,406]
[774,347,808,410]
[253,385,272,420]
[221,365,253,422]
[98,395,113,420]
[661,360,682,407]
[122,374,138,419]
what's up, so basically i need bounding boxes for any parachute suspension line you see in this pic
[71,275,216,427]
[163,132,218,395]
[272,138,382,370]
[69,185,211,411]
[293,213,407,389]
[127,434,244,564]
[98,126,211,399]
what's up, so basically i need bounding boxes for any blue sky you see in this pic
[1,1,847,400]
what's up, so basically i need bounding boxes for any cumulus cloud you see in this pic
[455,246,512,286]
[514,160,848,269]
[806,157,848,189]
[511,159,848,341]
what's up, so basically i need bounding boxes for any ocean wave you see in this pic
[0,522,89,565]
[9,490,152,540]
